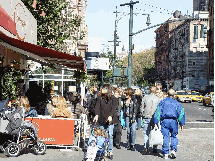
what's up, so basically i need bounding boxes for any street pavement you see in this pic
[0,102,214,161]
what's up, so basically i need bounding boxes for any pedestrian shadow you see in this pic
[120,142,163,158]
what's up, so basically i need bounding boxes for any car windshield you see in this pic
[177,92,187,95]
[191,93,199,95]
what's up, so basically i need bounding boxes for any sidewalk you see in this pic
[1,127,213,161]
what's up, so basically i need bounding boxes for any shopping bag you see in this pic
[149,127,163,146]
[86,146,98,160]
[121,110,125,127]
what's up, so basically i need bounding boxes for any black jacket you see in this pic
[134,95,142,118]
[122,96,138,121]
[95,95,117,125]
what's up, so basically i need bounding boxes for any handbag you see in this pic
[149,127,163,146]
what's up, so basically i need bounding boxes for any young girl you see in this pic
[86,127,108,161]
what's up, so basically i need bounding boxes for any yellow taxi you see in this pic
[203,92,214,106]
[175,91,192,103]
[188,91,203,102]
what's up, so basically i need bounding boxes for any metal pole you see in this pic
[113,7,117,84]
[120,0,139,87]
[128,3,133,87]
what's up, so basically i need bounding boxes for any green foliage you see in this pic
[21,0,82,51]
[87,75,100,86]
[123,47,156,87]
[0,63,23,100]
[73,70,87,84]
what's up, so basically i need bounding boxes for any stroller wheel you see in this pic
[33,141,46,155]
[5,143,20,157]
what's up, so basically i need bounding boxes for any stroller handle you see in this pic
[0,113,9,121]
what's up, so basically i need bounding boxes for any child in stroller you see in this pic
[85,127,109,161]
[0,99,46,157]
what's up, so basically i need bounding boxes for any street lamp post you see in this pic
[120,0,139,87]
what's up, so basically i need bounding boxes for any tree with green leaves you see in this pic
[0,61,23,100]
[21,0,83,52]
[123,47,156,87]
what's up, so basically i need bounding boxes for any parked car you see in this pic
[203,92,214,106]
[211,94,214,107]
[175,91,191,103]
[188,91,203,102]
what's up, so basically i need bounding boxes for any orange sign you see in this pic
[25,118,75,145]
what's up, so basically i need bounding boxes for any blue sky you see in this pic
[86,0,193,53]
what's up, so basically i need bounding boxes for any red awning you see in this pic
[0,31,85,70]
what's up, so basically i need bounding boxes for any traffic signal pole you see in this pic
[119,0,202,88]
[120,0,139,87]
[109,6,121,84]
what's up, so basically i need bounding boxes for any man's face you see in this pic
[102,87,108,94]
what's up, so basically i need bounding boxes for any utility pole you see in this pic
[109,6,121,84]
[120,0,139,87]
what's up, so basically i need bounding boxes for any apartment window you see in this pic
[193,61,196,66]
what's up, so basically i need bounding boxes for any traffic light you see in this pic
[200,24,208,38]
[123,67,129,77]
[193,25,198,39]
[113,68,121,77]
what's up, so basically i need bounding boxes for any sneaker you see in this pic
[130,145,135,151]
[170,150,176,159]
[116,144,121,149]
[163,154,169,159]
[153,148,158,153]
[126,145,131,150]
[142,148,148,155]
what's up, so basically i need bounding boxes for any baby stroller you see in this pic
[83,125,109,161]
[0,107,46,157]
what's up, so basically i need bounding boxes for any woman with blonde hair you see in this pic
[19,96,38,117]
[52,96,73,118]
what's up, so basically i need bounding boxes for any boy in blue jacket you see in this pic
[154,89,185,159]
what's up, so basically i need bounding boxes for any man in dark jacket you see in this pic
[154,89,185,159]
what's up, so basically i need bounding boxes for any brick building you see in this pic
[64,0,88,57]
[154,11,186,89]
[207,0,214,85]
[169,12,209,91]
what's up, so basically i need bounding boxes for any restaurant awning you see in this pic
[0,31,86,70]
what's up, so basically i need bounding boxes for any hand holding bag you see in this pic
[149,126,163,146]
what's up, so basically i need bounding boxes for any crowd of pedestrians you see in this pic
[0,82,185,160]
[84,83,185,160]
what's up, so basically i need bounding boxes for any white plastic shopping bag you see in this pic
[149,127,163,146]
[86,146,98,161]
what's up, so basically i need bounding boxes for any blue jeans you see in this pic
[136,117,142,130]
[126,117,137,146]
[142,118,158,150]
[100,124,114,153]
